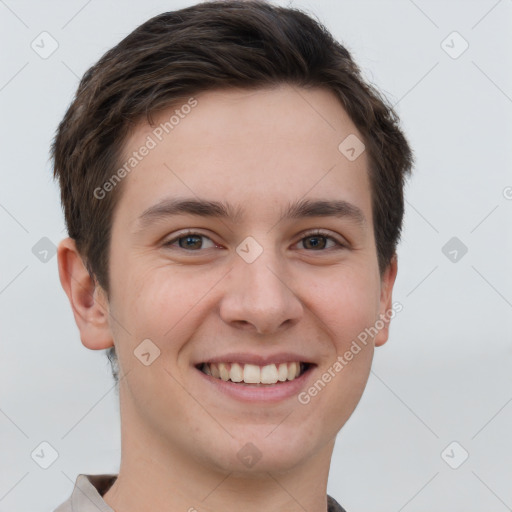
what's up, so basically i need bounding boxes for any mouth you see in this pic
[195,361,313,386]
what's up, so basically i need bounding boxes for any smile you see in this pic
[198,361,310,385]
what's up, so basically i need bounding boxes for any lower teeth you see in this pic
[230,381,281,385]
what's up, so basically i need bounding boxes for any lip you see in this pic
[195,363,316,403]
[194,352,315,366]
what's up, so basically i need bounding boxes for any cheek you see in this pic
[116,264,220,344]
[300,266,381,345]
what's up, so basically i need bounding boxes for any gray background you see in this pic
[0,0,511,511]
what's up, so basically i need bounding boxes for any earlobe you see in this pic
[57,237,114,350]
[374,254,398,348]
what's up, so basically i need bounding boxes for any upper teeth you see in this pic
[202,362,303,384]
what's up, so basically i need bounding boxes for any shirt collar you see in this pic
[67,474,117,512]
[59,474,346,512]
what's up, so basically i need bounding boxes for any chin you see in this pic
[205,432,319,475]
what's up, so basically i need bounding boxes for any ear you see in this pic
[57,237,114,350]
[374,253,398,348]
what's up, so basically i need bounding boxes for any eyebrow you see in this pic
[135,197,367,231]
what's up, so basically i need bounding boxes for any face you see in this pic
[104,85,396,474]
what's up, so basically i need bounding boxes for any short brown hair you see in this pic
[52,0,413,384]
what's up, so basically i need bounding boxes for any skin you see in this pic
[58,84,398,512]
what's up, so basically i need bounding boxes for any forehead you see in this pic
[114,84,372,228]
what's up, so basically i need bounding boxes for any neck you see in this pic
[103,398,335,512]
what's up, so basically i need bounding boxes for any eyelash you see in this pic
[162,229,347,252]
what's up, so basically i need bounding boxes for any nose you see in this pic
[219,247,304,335]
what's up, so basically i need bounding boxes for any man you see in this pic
[52,1,413,510]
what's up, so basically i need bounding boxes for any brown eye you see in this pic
[297,231,345,251]
[164,232,216,251]
[302,235,329,250]
[178,234,203,249]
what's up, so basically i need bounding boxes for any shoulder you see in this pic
[52,473,117,512]
[327,494,348,512]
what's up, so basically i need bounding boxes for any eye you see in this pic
[162,229,346,252]
[163,231,217,251]
[296,230,346,251]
